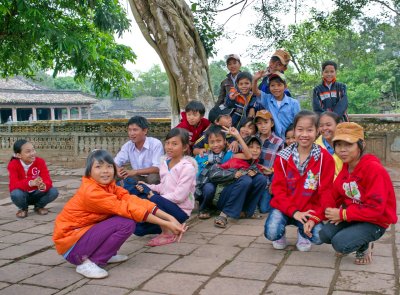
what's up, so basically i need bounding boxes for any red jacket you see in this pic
[8,157,53,192]
[176,112,210,147]
[219,157,263,171]
[271,146,335,224]
[333,154,397,228]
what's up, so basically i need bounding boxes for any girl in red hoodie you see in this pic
[320,122,397,265]
[8,139,59,218]
[264,110,335,252]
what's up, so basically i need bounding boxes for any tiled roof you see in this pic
[0,77,98,105]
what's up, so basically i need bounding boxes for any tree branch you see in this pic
[371,0,399,15]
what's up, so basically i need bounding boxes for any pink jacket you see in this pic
[147,156,197,216]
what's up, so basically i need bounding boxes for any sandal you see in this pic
[199,211,211,220]
[34,207,49,215]
[335,252,347,258]
[354,242,374,265]
[16,209,28,218]
[214,215,228,228]
[146,233,177,247]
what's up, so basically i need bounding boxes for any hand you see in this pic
[293,210,315,225]
[303,220,315,238]
[117,167,128,179]
[234,170,243,179]
[260,165,274,175]
[135,184,144,193]
[38,183,46,191]
[325,207,341,224]
[199,148,207,157]
[229,141,239,153]
[229,88,239,100]
[30,177,42,187]
[147,191,154,199]
[247,170,257,177]
[222,126,240,138]
[253,70,266,81]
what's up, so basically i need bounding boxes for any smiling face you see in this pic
[208,133,226,154]
[165,135,186,159]
[128,124,147,145]
[285,129,296,146]
[90,160,115,185]
[16,142,36,165]
[322,65,336,83]
[256,118,273,137]
[269,58,285,73]
[294,117,318,149]
[240,122,256,138]
[227,59,241,76]
[248,141,262,160]
[269,79,285,100]
[319,115,338,142]
[237,78,251,95]
[215,114,232,128]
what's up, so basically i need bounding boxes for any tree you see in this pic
[0,0,136,95]
[131,65,169,97]
[128,0,214,125]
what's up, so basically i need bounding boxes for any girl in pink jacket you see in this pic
[135,128,197,246]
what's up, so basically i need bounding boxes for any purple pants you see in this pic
[66,216,135,266]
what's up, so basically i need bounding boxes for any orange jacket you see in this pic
[53,177,156,254]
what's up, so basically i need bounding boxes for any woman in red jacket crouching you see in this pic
[320,122,397,265]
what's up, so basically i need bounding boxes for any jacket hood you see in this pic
[352,154,381,174]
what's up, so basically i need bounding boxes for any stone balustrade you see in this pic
[1,115,400,167]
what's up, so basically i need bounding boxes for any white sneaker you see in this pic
[76,259,108,279]
[107,254,128,264]
[296,231,312,252]
[272,235,287,250]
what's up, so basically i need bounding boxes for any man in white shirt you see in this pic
[114,116,164,184]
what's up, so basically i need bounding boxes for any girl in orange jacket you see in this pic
[53,150,187,279]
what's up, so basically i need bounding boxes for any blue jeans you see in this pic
[10,188,59,210]
[134,194,189,236]
[319,221,385,254]
[218,174,268,219]
[121,178,147,199]
[198,182,216,212]
[258,190,272,213]
[264,208,323,244]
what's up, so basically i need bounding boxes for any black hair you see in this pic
[206,124,226,140]
[293,110,319,130]
[285,124,294,136]
[247,136,262,147]
[165,128,190,148]
[322,60,337,71]
[240,117,257,132]
[269,75,286,85]
[320,111,340,125]
[185,100,206,116]
[270,56,281,63]
[236,71,253,84]
[13,139,29,154]
[127,116,149,129]
[85,149,118,179]
[333,139,366,158]
[255,114,275,133]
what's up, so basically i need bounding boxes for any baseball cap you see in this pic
[208,105,233,123]
[225,54,241,64]
[254,110,273,122]
[268,72,287,84]
[245,135,262,146]
[332,122,364,143]
[272,49,291,66]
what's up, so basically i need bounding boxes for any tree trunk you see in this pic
[128,0,214,126]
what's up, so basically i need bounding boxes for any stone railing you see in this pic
[1,115,400,167]
[0,118,171,167]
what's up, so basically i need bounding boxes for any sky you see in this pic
[116,0,338,73]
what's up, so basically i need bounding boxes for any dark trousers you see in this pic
[10,188,59,210]
[134,194,189,236]
[198,182,216,212]
[319,221,385,254]
[66,216,135,266]
[218,174,268,219]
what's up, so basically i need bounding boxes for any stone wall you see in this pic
[1,115,400,168]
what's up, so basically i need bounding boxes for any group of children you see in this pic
[6,50,396,279]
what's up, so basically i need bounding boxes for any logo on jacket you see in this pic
[304,171,319,190]
[343,181,361,202]
[32,167,40,176]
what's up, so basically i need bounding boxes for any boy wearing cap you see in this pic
[313,61,349,122]
[258,49,292,96]
[252,72,300,139]
[254,110,284,213]
[320,122,397,265]
[216,54,242,106]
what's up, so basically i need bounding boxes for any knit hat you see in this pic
[254,110,273,122]
[225,54,241,64]
[332,122,364,143]
[272,49,291,66]
[208,105,233,123]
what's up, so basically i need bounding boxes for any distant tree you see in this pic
[131,65,169,97]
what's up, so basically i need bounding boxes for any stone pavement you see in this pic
[0,163,399,295]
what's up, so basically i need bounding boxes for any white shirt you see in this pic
[114,137,164,169]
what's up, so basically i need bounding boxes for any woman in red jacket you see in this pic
[8,139,59,218]
[264,110,335,252]
[320,122,397,265]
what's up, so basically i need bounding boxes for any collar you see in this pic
[279,143,320,161]
[322,137,335,155]
[134,137,149,151]
[270,94,289,106]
